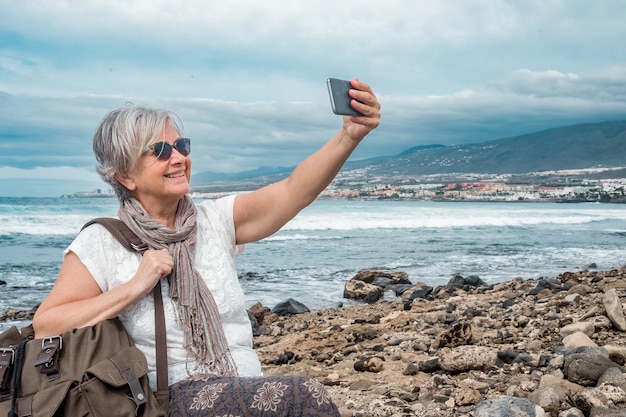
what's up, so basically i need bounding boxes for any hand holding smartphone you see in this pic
[326,78,363,116]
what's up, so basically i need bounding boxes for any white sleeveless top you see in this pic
[67,195,262,390]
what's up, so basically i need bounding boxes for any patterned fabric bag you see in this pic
[168,375,341,417]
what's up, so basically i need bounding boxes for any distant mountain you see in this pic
[397,144,447,156]
[193,165,292,183]
[192,119,626,191]
[357,119,626,177]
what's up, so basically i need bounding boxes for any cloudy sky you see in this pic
[1,0,625,197]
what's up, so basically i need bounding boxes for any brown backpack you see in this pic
[0,218,168,417]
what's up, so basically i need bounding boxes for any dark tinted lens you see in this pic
[174,138,191,156]
[152,142,172,161]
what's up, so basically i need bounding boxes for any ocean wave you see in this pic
[263,234,344,242]
[0,214,100,236]
[606,229,626,236]
[282,214,613,231]
[2,200,625,235]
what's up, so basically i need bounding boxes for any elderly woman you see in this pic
[32,79,380,415]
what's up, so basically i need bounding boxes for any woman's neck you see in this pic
[137,197,180,229]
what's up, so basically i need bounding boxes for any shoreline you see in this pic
[252,265,626,416]
[3,266,626,416]
[53,192,626,204]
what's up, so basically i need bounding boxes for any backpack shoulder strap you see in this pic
[81,217,148,253]
[81,217,168,394]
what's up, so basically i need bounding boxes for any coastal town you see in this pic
[317,167,626,202]
[64,166,626,204]
[187,166,626,203]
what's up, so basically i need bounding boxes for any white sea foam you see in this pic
[282,206,624,231]
[3,198,626,235]
[0,214,98,236]
[0,198,117,236]
[263,234,341,242]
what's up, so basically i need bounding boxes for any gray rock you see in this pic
[270,298,310,316]
[564,351,622,386]
[351,269,410,285]
[464,275,487,287]
[438,345,497,373]
[474,396,545,417]
[598,367,626,391]
[562,331,597,348]
[343,280,384,303]
[571,384,626,414]
[558,408,585,417]
[454,387,482,406]
[353,356,384,373]
[589,406,626,416]
[417,358,441,373]
[604,288,626,331]
[560,321,595,338]
[447,274,466,287]
[385,283,413,296]
[564,346,610,361]
[528,386,562,415]
[404,284,433,301]
[564,293,582,304]
[432,321,474,348]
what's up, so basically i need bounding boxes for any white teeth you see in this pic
[166,172,185,178]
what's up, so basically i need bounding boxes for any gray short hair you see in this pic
[93,106,185,200]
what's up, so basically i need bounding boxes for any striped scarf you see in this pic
[119,195,238,377]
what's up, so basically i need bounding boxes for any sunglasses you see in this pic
[143,137,191,161]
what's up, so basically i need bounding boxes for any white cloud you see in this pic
[1,1,533,46]
[497,67,626,100]
[1,0,625,196]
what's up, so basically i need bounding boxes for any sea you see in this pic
[2,196,626,332]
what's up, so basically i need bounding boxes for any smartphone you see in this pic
[326,78,363,116]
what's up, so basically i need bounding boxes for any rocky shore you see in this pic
[251,266,626,417]
[3,266,626,416]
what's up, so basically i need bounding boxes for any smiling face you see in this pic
[116,121,192,216]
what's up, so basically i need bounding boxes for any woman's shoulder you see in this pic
[195,196,237,245]
[70,219,134,255]
[196,194,236,209]
[70,219,141,292]
[196,195,236,221]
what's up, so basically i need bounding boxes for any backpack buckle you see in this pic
[0,348,15,392]
[34,335,63,381]
[41,335,63,351]
[0,348,14,365]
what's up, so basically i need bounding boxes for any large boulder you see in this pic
[343,280,384,303]
[270,298,310,316]
[345,269,412,303]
